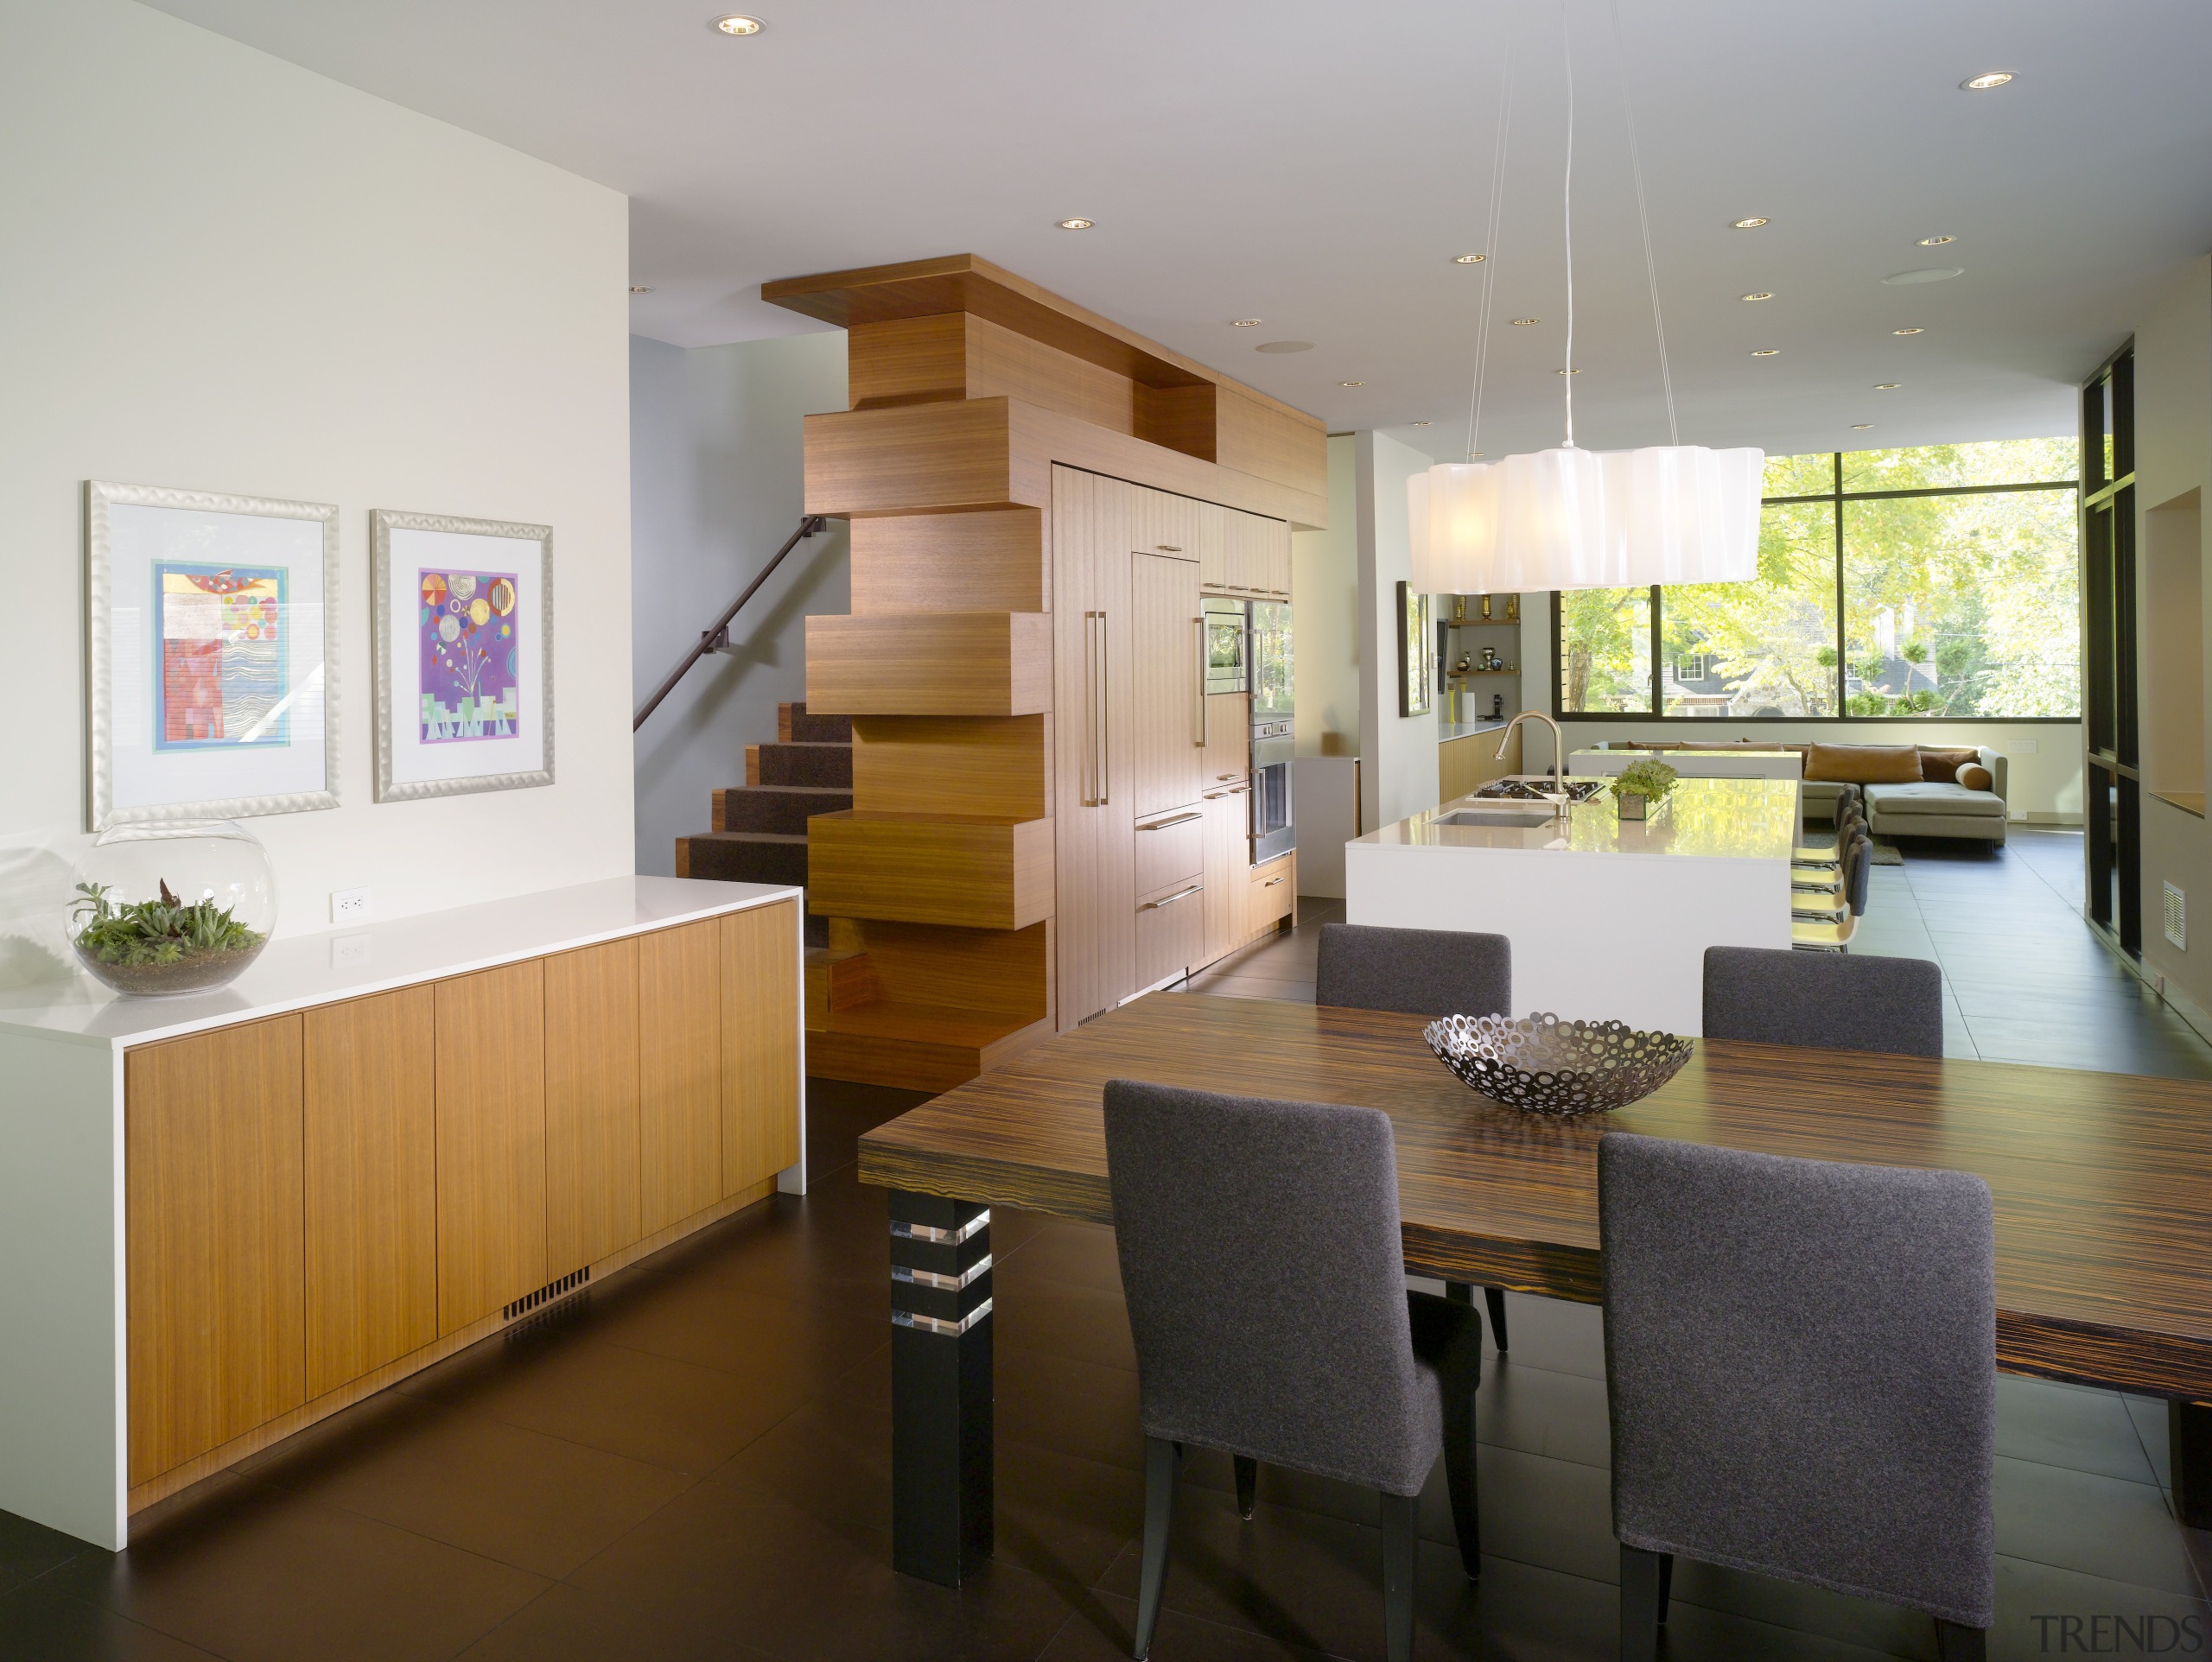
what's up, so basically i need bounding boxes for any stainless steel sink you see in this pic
[1437,807,1559,829]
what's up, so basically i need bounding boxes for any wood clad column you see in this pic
[1129,551,1205,818]
[303,989,437,1399]
[434,961,548,1334]
[125,1017,306,1487]
[723,899,801,1196]
[545,938,643,1274]
[640,921,723,1234]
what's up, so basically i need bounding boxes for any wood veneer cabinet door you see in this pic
[1133,486,1201,563]
[1129,551,1205,819]
[1052,465,1135,1028]
[544,938,643,1275]
[125,1017,306,1486]
[639,920,722,1234]
[1201,787,1249,964]
[302,989,437,1400]
[722,900,802,1196]
[435,961,548,1334]
[1224,509,1289,595]
[1195,501,1228,589]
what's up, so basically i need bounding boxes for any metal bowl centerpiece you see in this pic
[1423,1012,1693,1119]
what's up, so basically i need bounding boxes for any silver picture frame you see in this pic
[86,479,340,830]
[371,509,554,802]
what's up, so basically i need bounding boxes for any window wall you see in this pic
[1556,439,2081,720]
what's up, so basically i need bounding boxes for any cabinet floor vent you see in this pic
[505,1266,590,1324]
[2165,882,2187,951]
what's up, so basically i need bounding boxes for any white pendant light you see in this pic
[1410,4,1762,594]
[1410,444,1762,593]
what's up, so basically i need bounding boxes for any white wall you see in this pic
[2133,256,2212,1007]
[0,0,632,975]
[1356,431,1441,829]
[1293,435,1358,758]
[631,333,851,875]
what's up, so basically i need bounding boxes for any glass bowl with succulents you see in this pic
[1609,758,1680,822]
[68,820,276,996]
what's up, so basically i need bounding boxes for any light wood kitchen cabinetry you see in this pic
[125,1017,307,1488]
[723,903,804,1196]
[1202,691,1249,790]
[1223,508,1292,596]
[1249,852,1297,936]
[544,938,643,1277]
[1439,725,1523,804]
[1195,500,1228,588]
[1129,550,1205,819]
[639,921,725,1236]
[1052,465,1136,1027]
[303,987,438,1401]
[1133,485,1201,563]
[1135,875,1205,988]
[1134,803,1207,897]
[1202,784,1251,963]
[434,961,549,1335]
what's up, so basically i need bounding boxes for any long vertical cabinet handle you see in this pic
[1083,612,1101,806]
[1192,616,1206,747]
[1086,610,1110,807]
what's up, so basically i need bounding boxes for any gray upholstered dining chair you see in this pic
[1314,921,1516,1350]
[1599,1132,1994,1662]
[1103,1079,1483,1662]
[1704,943,1942,1056]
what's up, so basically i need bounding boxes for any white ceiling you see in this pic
[147,0,2212,463]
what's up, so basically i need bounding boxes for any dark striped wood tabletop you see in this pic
[857,992,2212,1399]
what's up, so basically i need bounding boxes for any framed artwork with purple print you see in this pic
[371,510,553,802]
[86,480,340,830]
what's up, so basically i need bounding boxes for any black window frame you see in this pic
[1550,448,2083,723]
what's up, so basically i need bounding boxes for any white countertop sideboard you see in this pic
[0,876,804,1551]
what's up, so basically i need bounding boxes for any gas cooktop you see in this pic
[1469,777,1606,802]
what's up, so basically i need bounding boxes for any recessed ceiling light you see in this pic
[1339,380,1363,387]
[1412,421,1433,427]
[1961,71,2014,90]
[1741,291,1774,301]
[1892,327,1924,336]
[1255,340,1313,353]
[628,285,653,294]
[710,13,763,34]
[1556,367,1581,375]
[1751,348,1780,357]
[1056,218,1095,231]
[1453,253,1487,264]
[1874,383,1901,390]
[1230,318,1262,327]
[1917,235,1957,246]
[1510,317,1540,326]
[1731,217,1770,230]
[1851,424,1873,430]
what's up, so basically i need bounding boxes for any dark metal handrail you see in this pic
[632,515,830,732]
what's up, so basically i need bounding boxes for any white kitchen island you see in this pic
[1344,777,1799,1036]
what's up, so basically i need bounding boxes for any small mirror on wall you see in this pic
[1397,580,1433,717]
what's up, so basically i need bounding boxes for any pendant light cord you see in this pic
[1465,38,1516,465]
[1560,3,1576,447]
[1612,0,1678,444]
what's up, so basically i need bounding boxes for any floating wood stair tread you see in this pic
[804,1000,1054,1094]
[806,811,1052,931]
[806,612,1051,717]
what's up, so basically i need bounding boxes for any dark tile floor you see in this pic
[2,828,2208,1660]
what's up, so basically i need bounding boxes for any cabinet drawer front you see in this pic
[1134,803,1206,895]
[1249,855,1294,931]
[1135,876,1205,987]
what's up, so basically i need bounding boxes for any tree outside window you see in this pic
[1552,438,2080,720]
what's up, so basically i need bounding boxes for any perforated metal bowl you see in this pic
[1423,1012,1694,1119]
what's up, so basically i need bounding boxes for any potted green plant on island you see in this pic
[70,879,268,996]
[1609,758,1679,821]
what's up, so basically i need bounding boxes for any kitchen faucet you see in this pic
[1496,709,1570,817]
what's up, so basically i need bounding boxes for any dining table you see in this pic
[855,992,2212,1586]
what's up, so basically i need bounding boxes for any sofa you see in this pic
[1586,739,2011,845]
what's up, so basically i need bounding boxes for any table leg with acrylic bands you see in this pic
[887,1192,994,1585]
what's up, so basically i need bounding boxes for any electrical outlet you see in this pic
[330,887,372,924]
[330,934,372,969]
